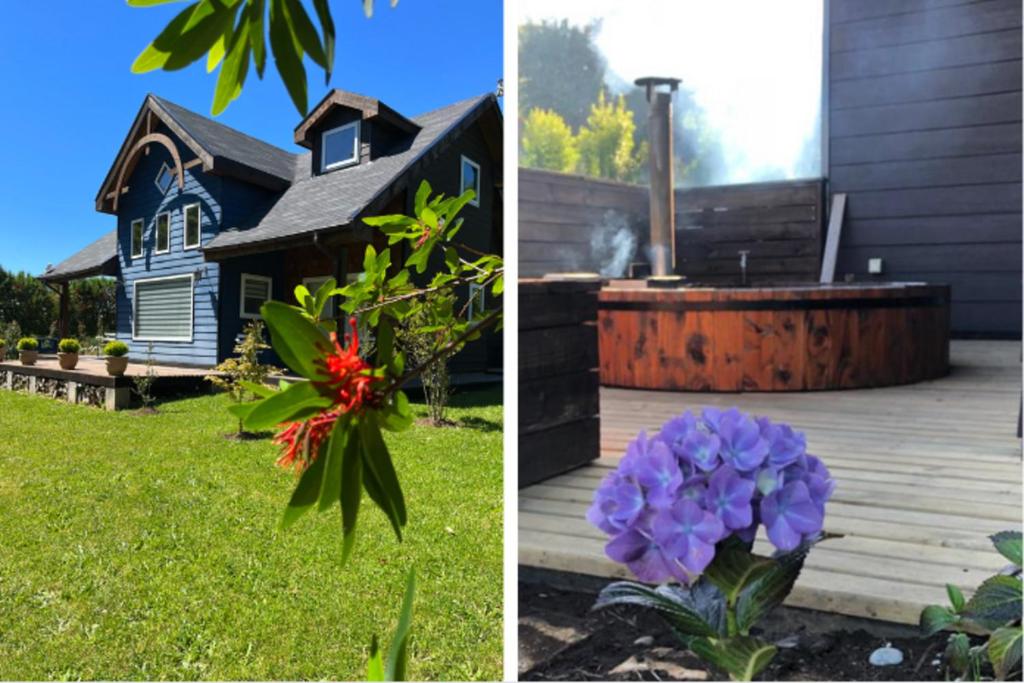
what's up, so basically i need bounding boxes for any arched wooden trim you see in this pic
[111,133,185,211]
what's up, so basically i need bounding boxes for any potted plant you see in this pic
[57,338,81,370]
[103,340,129,376]
[17,337,39,365]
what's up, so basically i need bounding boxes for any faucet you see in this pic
[738,250,750,286]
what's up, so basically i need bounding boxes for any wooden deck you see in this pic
[519,340,1023,625]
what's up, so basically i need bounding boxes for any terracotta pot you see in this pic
[58,352,79,370]
[19,350,38,365]
[106,355,128,376]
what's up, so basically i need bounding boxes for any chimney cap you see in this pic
[634,76,681,102]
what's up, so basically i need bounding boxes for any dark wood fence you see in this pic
[519,168,825,283]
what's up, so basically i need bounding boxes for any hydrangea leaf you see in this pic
[920,604,959,637]
[734,543,809,635]
[988,625,1022,681]
[962,575,1023,630]
[688,635,777,682]
[704,539,775,605]
[946,583,966,613]
[594,581,722,638]
[991,530,1022,569]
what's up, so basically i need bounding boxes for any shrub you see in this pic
[920,530,1022,680]
[58,338,80,353]
[131,343,157,410]
[103,340,128,357]
[589,407,834,681]
[398,291,455,426]
[16,337,38,351]
[0,338,6,347]
[207,320,277,436]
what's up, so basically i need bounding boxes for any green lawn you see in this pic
[0,386,502,680]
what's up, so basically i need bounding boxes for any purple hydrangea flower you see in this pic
[705,465,755,530]
[758,418,806,468]
[760,480,824,551]
[605,529,690,584]
[716,412,770,472]
[680,429,722,472]
[652,499,724,577]
[658,412,698,456]
[625,436,683,510]
[586,472,644,535]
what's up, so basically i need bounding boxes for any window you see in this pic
[303,276,337,319]
[183,203,201,250]
[133,274,193,342]
[240,274,272,319]
[154,212,170,254]
[321,121,360,171]
[468,282,486,320]
[130,218,144,258]
[155,162,175,194]
[460,156,481,206]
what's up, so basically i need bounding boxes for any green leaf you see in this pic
[734,543,809,635]
[282,0,326,68]
[248,0,266,77]
[280,446,327,529]
[946,632,973,677]
[243,379,331,431]
[206,17,231,72]
[212,10,250,115]
[310,0,334,82]
[313,277,337,320]
[268,0,307,114]
[261,300,330,379]
[594,581,722,638]
[128,0,188,5]
[988,625,1022,681]
[360,416,407,538]
[688,636,777,682]
[991,531,1023,569]
[366,635,385,681]
[704,540,775,606]
[131,2,198,72]
[380,391,413,432]
[947,583,966,613]
[164,0,240,72]
[318,415,351,512]
[239,380,275,398]
[339,422,363,564]
[384,569,416,681]
[226,401,257,420]
[413,181,431,216]
[920,604,959,637]
[963,575,1023,630]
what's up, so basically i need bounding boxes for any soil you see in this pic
[134,407,159,416]
[222,431,265,441]
[415,417,459,428]
[519,578,981,681]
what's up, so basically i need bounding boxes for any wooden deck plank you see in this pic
[519,340,1023,625]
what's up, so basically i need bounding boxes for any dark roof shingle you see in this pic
[39,230,118,282]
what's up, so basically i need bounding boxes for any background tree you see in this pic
[520,108,578,173]
[518,20,605,130]
[0,268,56,336]
[576,91,646,183]
[68,278,117,338]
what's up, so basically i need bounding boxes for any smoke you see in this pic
[552,210,638,277]
[520,0,824,186]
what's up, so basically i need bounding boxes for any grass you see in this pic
[0,385,502,680]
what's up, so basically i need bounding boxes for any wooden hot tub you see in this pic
[598,282,950,391]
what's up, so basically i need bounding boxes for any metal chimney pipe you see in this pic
[635,77,681,278]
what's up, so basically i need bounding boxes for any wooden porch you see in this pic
[519,339,1022,625]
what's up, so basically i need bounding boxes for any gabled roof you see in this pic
[39,230,118,282]
[204,93,500,255]
[293,89,421,148]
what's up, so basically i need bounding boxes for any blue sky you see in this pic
[0,1,502,275]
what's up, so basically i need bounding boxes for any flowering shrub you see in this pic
[590,407,834,681]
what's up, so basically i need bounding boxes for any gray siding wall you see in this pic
[115,125,222,365]
[828,0,1022,335]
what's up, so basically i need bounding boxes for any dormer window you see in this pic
[321,121,360,172]
[155,162,175,194]
[460,156,481,206]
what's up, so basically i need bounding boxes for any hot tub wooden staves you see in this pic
[598,283,950,392]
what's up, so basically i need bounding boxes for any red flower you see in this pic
[274,318,383,472]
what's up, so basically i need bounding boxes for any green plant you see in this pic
[132,344,158,411]
[104,340,129,357]
[2,321,22,359]
[129,0,398,116]
[207,320,278,436]
[398,290,455,426]
[520,107,579,173]
[366,569,415,681]
[920,530,1022,681]
[0,338,6,347]
[16,337,38,351]
[58,338,81,354]
[576,90,647,182]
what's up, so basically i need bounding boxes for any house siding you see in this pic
[828,0,1023,336]
[115,126,222,365]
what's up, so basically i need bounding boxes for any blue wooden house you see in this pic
[40,90,503,369]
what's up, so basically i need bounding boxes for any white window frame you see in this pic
[183,203,202,250]
[132,273,195,343]
[460,155,481,207]
[153,211,171,255]
[154,162,175,195]
[320,120,361,172]
[240,273,273,320]
[130,217,144,259]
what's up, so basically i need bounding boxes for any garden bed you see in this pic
[519,579,972,681]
